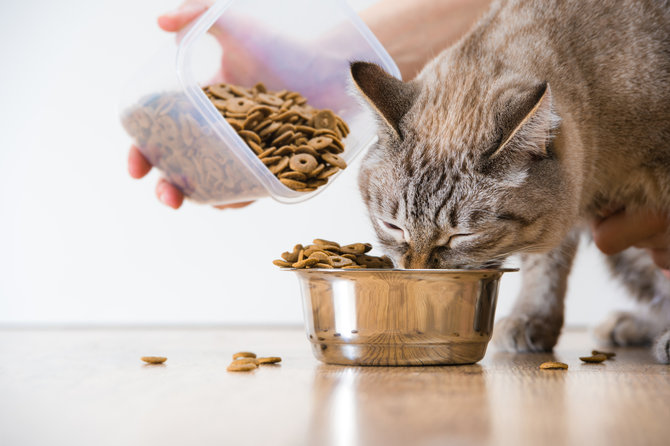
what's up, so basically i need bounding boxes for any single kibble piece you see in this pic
[539,361,568,370]
[232,357,260,366]
[233,351,257,360]
[579,354,607,363]
[227,362,257,372]
[592,350,616,359]
[141,356,167,364]
[258,356,282,364]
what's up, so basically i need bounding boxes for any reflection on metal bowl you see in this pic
[291,269,517,366]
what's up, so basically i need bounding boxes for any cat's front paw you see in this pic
[493,314,561,352]
[593,311,652,347]
[653,329,670,364]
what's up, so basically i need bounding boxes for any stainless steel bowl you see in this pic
[291,268,517,366]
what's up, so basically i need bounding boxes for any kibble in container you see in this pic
[119,0,399,205]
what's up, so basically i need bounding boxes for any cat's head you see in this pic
[351,61,574,269]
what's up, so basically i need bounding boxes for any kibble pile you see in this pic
[121,83,351,204]
[203,82,350,192]
[273,239,394,269]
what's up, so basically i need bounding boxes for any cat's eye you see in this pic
[378,219,408,243]
[383,221,402,231]
[446,233,474,247]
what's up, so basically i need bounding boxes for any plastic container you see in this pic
[120,0,400,205]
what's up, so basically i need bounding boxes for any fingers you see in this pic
[156,178,185,209]
[592,209,669,256]
[648,249,670,271]
[157,1,210,32]
[214,201,253,210]
[128,145,153,179]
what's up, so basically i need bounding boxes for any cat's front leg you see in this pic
[493,229,580,352]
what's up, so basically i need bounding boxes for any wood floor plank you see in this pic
[0,328,667,446]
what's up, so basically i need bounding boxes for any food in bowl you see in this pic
[272,239,394,269]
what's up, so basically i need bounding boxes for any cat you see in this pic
[350,0,670,362]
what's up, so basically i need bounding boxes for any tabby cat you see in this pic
[351,0,670,362]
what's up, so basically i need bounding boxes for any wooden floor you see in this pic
[0,327,668,446]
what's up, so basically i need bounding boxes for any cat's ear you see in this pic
[350,62,417,137]
[489,83,560,161]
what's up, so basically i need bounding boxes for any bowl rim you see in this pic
[284,268,519,274]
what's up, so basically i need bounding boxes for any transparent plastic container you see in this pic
[120,0,399,205]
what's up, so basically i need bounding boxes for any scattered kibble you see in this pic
[579,354,608,363]
[141,356,167,364]
[592,350,616,359]
[539,361,568,370]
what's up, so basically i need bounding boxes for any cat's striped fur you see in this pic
[352,0,670,362]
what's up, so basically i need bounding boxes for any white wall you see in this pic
[0,0,635,326]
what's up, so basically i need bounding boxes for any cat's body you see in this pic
[352,0,670,362]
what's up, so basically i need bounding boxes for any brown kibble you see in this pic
[308,136,333,150]
[539,361,568,370]
[258,356,282,364]
[289,153,318,173]
[227,362,257,372]
[308,251,332,264]
[258,147,277,159]
[257,93,283,107]
[279,171,307,181]
[329,255,355,268]
[313,239,340,248]
[141,356,167,364]
[274,145,295,157]
[272,130,295,147]
[273,259,293,267]
[317,166,340,180]
[293,258,319,268]
[269,156,290,175]
[232,357,260,366]
[322,152,347,169]
[294,145,320,157]
[233,351,257,360]
[225,97,256,113]
[261,156,282,165]
[592,350,616,359]
[340,243,372,255]
[280,178,307,190]
[579,354,608,363]
[313,110,338,130]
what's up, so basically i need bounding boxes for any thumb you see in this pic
[157,2,210,32]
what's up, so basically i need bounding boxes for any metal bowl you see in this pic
[291,268,517,366]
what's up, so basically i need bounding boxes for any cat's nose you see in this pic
[403,251,431,269]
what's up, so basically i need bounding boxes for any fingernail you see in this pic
[160,191,170,206]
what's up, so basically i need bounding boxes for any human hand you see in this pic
[127,0,253,210]
[591,208,670,278]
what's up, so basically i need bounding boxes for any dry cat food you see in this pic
[202,82,350,193]
[121,83,350,204]
[227,362,258,372]
[272,239,394,269]
[232,351,257,360]
[539,361,568,370]
[141,356,167,364]
[579,353,608,363]
[227,351,282,372]
[592,349,616,359]
[258,356,282,364]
